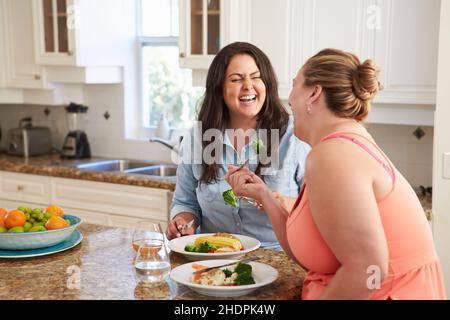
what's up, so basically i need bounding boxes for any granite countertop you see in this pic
[418,194,432,221]
[0,223,305,300]
[0,153,176,191]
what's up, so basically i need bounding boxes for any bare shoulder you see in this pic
[305,139,365,179]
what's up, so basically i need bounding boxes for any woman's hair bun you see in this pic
[352,59,381,101]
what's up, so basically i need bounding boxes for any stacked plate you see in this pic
[168,233,278,297]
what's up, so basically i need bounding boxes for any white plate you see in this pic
[168,233,261,261]
[170,259,278,297]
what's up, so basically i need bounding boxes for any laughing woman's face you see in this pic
[223,54,266,122]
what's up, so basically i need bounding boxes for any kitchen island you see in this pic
[0,223,305,300]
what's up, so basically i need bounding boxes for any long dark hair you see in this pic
[197,42,289,183]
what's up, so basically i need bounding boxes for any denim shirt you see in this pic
[170,119,311,248]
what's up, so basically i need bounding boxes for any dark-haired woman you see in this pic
[166,42,310,248]
[226,48,446,299]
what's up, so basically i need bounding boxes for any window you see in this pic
[138,0,204,130]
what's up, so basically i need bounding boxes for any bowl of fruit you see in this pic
[0,205,82,250]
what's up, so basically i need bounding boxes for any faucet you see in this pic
[149,137,182,154]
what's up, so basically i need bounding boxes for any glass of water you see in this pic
[132,222,164,252]
[133,223,171,284]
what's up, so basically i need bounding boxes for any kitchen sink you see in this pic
[126,164,178,177]
[74,160,156,172]
[73,160,177,178]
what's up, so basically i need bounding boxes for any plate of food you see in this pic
[170,259,278,297]
[168,232,261,260]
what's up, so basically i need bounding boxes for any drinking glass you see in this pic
[132,222,171,284]
[132,222,164,252]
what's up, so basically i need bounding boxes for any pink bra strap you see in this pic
[321,132,396,188]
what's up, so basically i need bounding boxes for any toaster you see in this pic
[6,126,53,157]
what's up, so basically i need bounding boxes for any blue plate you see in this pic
[0,230,83,258]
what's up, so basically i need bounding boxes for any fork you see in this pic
[238,196,262,208]
[177,219,195,234]
[192,256,261,275]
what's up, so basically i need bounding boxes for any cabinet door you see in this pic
[301,0,375,62]
[32,0,76,65]
[179,0,224,69]
[373,0,440,105]
[2,0,46,89]
[247,0,303,99]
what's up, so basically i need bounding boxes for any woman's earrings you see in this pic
[306,104,312,114]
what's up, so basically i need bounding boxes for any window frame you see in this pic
[137,0,180,135]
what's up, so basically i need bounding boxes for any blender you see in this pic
[61,102,91,159]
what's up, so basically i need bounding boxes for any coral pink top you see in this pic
[286,132,446,300]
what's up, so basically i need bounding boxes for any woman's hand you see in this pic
[165,213,197,240]
[272,192,297,213]
[225,165,270,204]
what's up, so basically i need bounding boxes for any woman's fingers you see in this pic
[166,218,185,239]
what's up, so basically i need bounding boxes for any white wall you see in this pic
[433,0,450,296]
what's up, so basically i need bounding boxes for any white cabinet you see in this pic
[0,172,51,204]
[0,171,172,229]
[299,0,375,63]
[2,0,48,90]
[0,0,128,104]
[32,0,76,66]
[372,0,441,105]
[179,0,242,69]
[179,0,221,69]
[51,178,170,223]
[244,0,300,99]
[180,0,441,123]
[32,0,133,68]
[0,0,23,103]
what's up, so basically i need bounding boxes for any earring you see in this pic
[306,105,312,114]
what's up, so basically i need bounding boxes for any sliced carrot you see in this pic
[192,273,204,282]
[192,263,209,271]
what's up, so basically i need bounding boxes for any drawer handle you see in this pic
[17,185,25,191]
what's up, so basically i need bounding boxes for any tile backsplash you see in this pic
[0,104,433,188]
[365,123,433,188]
[0,104,67,152]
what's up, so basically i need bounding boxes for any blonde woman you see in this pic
[226,48,446,299]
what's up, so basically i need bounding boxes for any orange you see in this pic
[0,208,7,227]
[45,216,69,230]
[4,210,26,229]
[45,205,64,217]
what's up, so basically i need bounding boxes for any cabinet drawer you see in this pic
[52,178,170,222]
[63,206,111,227]
[0,171,51,204]
[0,199,46,212]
